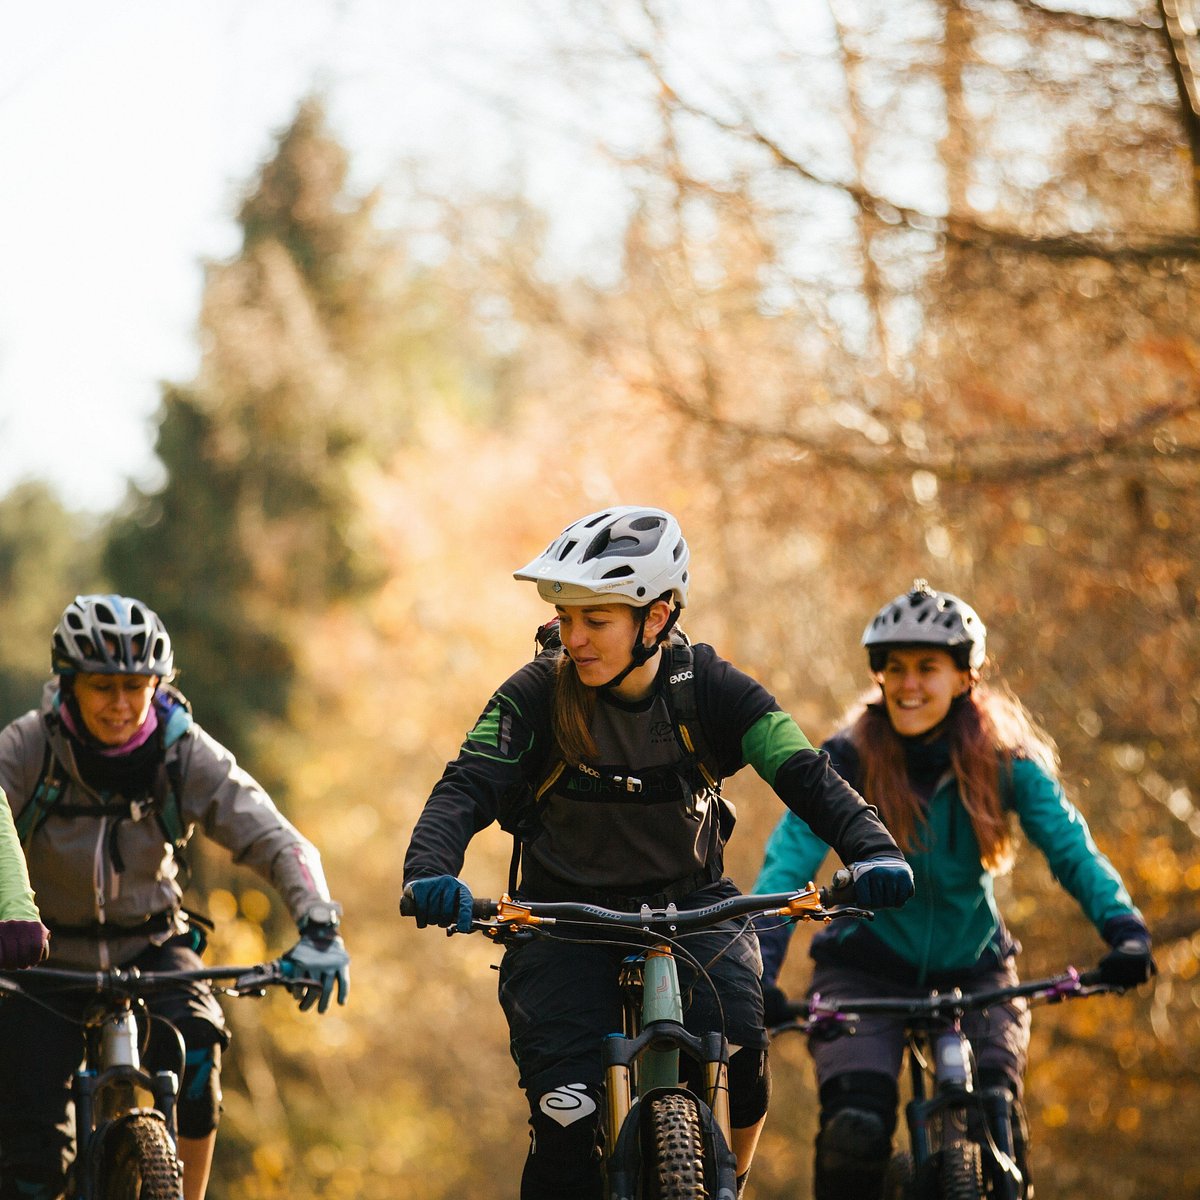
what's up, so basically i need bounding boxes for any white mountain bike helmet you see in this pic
[862,579,987,672]
[52,594,175,678]
[514,506,689,608]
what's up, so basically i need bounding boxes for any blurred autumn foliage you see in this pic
[2,3,1199,1197]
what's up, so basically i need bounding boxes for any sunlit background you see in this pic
[1,2,1197,1197]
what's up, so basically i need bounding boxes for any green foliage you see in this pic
[0,482,102,722]
[104,101,406,755]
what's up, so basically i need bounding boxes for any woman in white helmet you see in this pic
[403,506,913,1200]
[753,580,1155,1200]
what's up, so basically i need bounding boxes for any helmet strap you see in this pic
[599,598,680,691]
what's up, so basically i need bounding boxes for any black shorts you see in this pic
[498,879,765,1100]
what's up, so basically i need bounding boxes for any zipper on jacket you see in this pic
[93,817,111,970]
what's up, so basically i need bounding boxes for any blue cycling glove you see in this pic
[281,911,351,1013]
[849,856,915,908]
[405,875,475,934]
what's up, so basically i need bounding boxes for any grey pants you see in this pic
[807,958,1031,1092]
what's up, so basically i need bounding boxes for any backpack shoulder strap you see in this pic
[662,640,719,789]
[15,739,65,845]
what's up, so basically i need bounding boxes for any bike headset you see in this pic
[861,578,987,673]
[513,505,690,690]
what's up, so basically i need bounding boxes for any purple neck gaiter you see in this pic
[59,695,160,757]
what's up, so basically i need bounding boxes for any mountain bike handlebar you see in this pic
[0,959,301,999]
[771,965,1123,1035]
[401,870,871,935]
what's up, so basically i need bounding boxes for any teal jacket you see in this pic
[754,733,1143,985]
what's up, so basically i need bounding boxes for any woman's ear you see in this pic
[642,600,672,644]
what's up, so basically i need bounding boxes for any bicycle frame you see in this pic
[408,880,868,1200]
[602,943,738,1199]
[897,1005,1022,1200]
[0,960,301,1200]
[75,990,187,1198]
[785,968,1121,1200]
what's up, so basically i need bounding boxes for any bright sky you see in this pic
[0,2,639,512]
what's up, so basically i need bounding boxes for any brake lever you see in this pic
[823,905,875,922]
[230,961,287,995]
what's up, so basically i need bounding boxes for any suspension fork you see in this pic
[604,946,733,1147]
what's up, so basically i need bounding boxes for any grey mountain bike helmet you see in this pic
[514,506,690,608]
[862,579,987,672]
[52,594,174,678]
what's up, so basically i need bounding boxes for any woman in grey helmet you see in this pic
[402,506,914,1200]
[753,580,1155,1200]
[0,595,350,1200]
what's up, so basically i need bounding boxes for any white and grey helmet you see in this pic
[862,579,987,671]
[514,506,690,608]
[52,594,174,678]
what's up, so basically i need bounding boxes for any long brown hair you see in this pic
[846,679,1059,874]
[552,651,599,764]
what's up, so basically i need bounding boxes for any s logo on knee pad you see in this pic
[538,1083,597,1127]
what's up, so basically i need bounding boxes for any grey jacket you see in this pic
[0,682,332,969]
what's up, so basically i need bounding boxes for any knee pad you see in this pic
[727,1047,770,1128]
[521,1082,603,1200]
[814,1072,899,1200]
[178,1043,222,1139]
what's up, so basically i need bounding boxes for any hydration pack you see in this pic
[15,691,193,866]
[498,620,736,892]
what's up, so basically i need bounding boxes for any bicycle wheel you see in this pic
[640,1092,710,1200]
[939,1135,984,1200]
[95,1114,183,1200]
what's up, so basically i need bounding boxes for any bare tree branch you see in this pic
[666,92,1200,262]
[997,0,1164,34]
[643,375,1200,483]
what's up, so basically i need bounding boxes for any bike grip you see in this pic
[1077,968,1104,987]
[819,868,856,906]
[472,898,498,918]
[399,886,415,917]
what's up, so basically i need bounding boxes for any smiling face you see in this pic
[876,647,972,737]
[72,672,158,746]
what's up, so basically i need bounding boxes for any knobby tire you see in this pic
[939,1135,984,1200]
[642,1092,710,1200]
[97,1114,183,1200]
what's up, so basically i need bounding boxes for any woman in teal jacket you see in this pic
[753,581,1154,1200]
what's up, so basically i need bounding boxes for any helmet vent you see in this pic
[601,565,634,579]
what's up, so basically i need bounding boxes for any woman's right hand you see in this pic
[849,856,915,908]
[401,876,475,933]
[0,919,50,969]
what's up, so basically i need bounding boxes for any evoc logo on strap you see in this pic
[669,669,694,685]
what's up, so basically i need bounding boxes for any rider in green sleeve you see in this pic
[403,506,913,1200]
[753,581,1154,1200]
[0,785,49,967]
